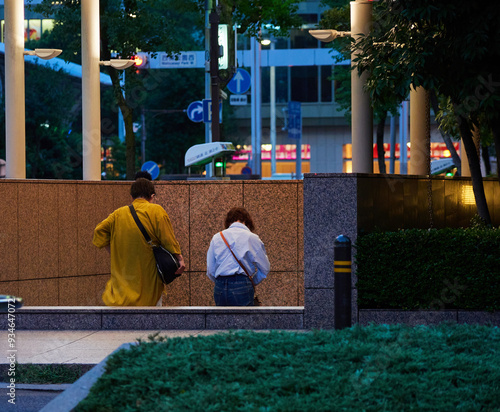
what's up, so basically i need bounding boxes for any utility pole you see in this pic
[209,7,220,142]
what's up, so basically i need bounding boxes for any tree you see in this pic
[352,0,500,224]
[0,62,82,179]
[32,0,203,179]
[31,0,302,179]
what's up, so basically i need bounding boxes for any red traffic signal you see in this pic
[133,54,147,68]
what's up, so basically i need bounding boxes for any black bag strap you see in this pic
[129,205,153,245]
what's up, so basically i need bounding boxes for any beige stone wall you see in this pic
[0,180,304,307]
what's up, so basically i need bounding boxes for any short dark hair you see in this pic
[224,207,255,232]
[130,178,156,199]
[134,171,152,180]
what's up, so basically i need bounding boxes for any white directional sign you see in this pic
[160,52,197,68]
[187,101,204,122]
[202,99,223,123]
[230,95,248,106]
[227,68,251,94]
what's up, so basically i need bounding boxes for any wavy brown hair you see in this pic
[224,207,255,232]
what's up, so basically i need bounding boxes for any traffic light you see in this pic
[214,157,226,177]
[133,54,148,70]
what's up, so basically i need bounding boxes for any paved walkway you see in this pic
[0,330,227,365]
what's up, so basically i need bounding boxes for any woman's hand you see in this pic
[175,254,186,275]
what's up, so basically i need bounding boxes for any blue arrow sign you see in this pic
[187,101,203,122]
[141,161,160,180]
[227,68,251,95]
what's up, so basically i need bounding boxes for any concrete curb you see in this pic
[39,342,136,412]
[14,384,72,391]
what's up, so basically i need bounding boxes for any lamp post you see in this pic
[4,0,62,179]
[262,37,277,177]
[81,0,101,181]
[82,0,134,181]
[309,0,374,174]
[250,36,262,177]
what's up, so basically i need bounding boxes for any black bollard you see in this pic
[334,235,352,329]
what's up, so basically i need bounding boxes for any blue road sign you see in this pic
[288,101,302,139]
[202,99,223,123]
[227,68,251,95]
[187,101,204,122]
[141,161,160,180]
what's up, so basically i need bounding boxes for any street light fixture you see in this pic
[308,29,351,42]
[23,48,63,60]
[99,59,135,70]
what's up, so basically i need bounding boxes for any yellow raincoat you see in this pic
[93,198,181,306]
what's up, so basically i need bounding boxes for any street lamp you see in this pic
[309,29,351,42]
[23,48,63,60]
[82,0,135,181]
[99,59,135,70]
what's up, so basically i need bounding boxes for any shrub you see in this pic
[355,228,500,311]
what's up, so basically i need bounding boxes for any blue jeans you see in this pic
[214,275,254,306]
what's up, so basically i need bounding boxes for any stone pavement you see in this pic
[0,329,226,365]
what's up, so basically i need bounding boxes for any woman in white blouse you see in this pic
[206,207,270,306]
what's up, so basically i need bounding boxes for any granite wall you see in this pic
[0,179,304,307]
[303,173,500,329]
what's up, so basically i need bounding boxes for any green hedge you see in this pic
[355,228,500,311]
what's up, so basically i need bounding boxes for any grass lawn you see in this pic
[75,324,500,411]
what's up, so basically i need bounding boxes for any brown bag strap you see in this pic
[219,231,256,290]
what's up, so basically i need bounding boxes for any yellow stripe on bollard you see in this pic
[334,268,351,273]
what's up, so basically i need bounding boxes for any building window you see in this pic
[1,18,54,42]
[321,66,333,102]
[291,66,318,102]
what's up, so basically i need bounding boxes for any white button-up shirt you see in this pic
[206,222,270,285]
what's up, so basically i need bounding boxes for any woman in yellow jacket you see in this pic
[93,178,185,306]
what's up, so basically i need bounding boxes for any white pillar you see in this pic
[5,0,26,179]
[409,86,430,175]
[350,0,373,174]
[250,36,262,176]
[82,0,102,180]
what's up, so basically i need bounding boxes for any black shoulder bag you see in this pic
[129,205,180,285]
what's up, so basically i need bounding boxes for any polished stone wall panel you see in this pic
[77,185,97,276]
[155,183,190,271]
[38,184,59,279]
[303,174,358,289]
[189,182,243,271]
[163,271,191,306]
[112,183,131,211]
[257,272,299,306]
[298,184,304,273]
[58,184,78,278]
[0,183,18,281]
[190,272,214,306]
[18,278,59,306]
[0,281,19,297]
[431,179,445,228]
[244,182,299,272]
[18,183,39,280]
[94,185,115,275]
